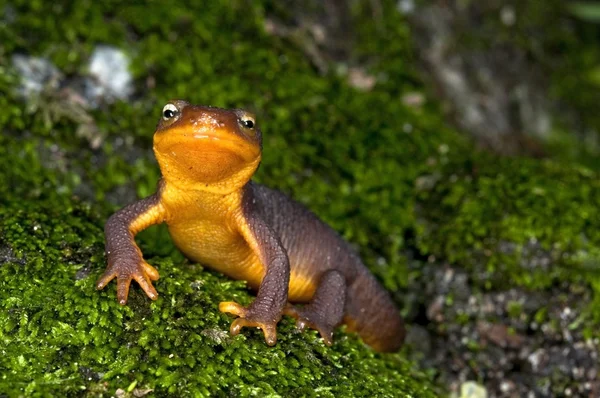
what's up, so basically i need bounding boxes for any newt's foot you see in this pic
[284,304,338,346]
[219,301,280,346]
[96,259,160,305]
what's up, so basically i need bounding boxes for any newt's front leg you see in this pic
[219,196,290,345]
[97,193,167,305]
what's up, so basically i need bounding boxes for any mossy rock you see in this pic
[0,194,436,397]
[2,0,600,397]
[0,1,439,396]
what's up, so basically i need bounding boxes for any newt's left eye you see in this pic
[240,117,255,130]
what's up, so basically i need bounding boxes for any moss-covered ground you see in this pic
[1,1,600,397]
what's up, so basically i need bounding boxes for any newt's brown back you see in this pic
[248,183,405,352]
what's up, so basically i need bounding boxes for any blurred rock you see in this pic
[459,381,488,398]
[85,45,133,106]
[397,0,415,15]
[11,45,133,113]
[408,3,551,155]
[11,54,62,98]
[408,258,599,397]
[3,4,16,24]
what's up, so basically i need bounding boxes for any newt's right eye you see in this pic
[162,103,180,121]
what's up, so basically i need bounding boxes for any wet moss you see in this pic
[415,155,600,291]
[1,1,441,396]
[0,193,436,396]
[2,0,600,396]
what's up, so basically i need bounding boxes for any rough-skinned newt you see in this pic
[97,100,405,352]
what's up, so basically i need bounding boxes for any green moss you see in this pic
[415,156,600,293]
[506,301,524,319]
[3,0,600,396]
[0,1,443,396]
[0,195,435,396]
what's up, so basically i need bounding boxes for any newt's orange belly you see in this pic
[166,220,317,302]
[167,220,263,284]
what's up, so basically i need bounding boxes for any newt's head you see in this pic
[153,100,262,193]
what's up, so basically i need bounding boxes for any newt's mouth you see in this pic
[154,126,259,163]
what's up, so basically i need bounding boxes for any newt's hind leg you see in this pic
[284,269,346,345]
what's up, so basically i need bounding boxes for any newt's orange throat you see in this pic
[98,100,406,352]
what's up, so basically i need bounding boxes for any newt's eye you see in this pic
[162,103,179,121]
[239,117,255,130]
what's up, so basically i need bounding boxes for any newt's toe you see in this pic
[220,301,279,346]
[297,317,334,345]
[97,260,160,304]
[96,271,116,290]
[219,301,247,317]
[116,278,132,305]
[285,305,336,345]
[230,318,278,346]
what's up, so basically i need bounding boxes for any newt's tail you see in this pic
[343,272,405,352]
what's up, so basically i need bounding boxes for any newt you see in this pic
[97,100,405,352]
